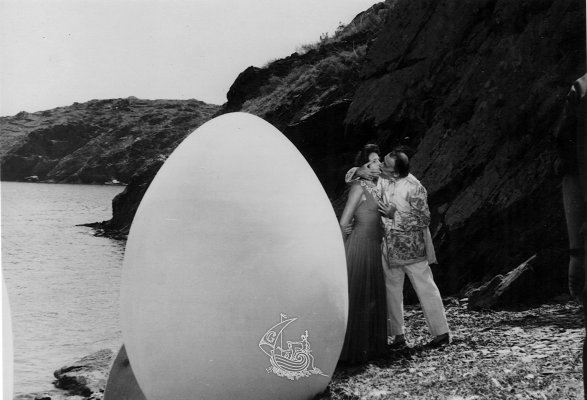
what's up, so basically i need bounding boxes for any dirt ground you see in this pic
[320,297,584,399]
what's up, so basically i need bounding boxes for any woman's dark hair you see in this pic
[389,150,410,177]
[354,144,380,166]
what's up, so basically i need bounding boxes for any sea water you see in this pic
[2,182,126,396]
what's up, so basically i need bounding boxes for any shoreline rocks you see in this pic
[52,349,114,399]
[16,349,116,400]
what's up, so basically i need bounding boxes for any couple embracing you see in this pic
[338,144,450,365]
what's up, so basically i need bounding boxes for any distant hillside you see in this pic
[0,97,220,184]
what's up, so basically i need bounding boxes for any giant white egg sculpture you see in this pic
[104,345,146,400]
[121,112,348,400]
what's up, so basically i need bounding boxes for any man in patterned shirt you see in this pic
[347,149,450,348]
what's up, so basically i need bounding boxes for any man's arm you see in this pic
[344,161,382,183]
[345,167,359,184]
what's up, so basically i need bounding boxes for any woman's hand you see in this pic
[378,201,397,218]
[340,223,353,235]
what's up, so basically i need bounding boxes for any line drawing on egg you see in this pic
[259,313,328,380]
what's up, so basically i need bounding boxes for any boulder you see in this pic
[467,250,568,309]
[53,349,114,398]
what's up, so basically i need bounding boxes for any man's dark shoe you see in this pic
[425,333,450,349]
[388,335,408,350]
[388,340,407,349]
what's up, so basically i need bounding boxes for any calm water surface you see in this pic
[2,182,126,396]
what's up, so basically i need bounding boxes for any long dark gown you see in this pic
[339,181,388,364]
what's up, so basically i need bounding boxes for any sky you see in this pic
[0,0,383,117]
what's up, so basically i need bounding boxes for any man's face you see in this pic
[381,153,396,175]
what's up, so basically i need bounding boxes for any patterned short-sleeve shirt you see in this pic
[379,174,431,266]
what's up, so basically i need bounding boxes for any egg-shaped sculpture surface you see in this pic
[121,112,348,400]
[103,345,146,400]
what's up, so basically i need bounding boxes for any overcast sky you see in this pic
[0,0,382,116]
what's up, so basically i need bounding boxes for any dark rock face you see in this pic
[102,168,158,238]
[227,1,396,199]
[220,0,585,301]
[225,1,394,114]
[342,0,585,298]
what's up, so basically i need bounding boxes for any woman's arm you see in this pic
[339,184,363,236]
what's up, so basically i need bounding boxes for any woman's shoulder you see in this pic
[347,181,366,199]
[351,180,372,193]
[348,181,364,193]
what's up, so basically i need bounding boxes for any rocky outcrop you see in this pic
[227,1,396,197]
[84,168,158,239]
[0,98,220,184]
[224,1,394,116]
[52,349,114,398]
[14,350,115,400]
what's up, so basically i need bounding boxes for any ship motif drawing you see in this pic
[259,314,328,380]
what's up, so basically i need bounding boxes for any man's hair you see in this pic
[392,145,414,159]
[389,150,410,177]
[354,143,380,166]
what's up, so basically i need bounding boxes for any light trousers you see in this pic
[382,258,449,337]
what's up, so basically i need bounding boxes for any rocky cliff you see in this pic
[225,1,395,197]
[342,0,585,297]
[225,0,586,300]
[1,0,585,301]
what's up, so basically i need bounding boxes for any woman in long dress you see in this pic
[338,144,388,364]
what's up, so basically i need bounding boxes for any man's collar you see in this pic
[381,173,418,183]
[380,172,400,182]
